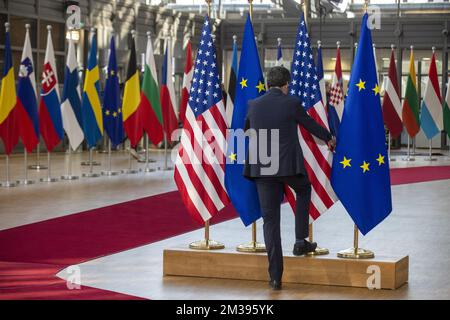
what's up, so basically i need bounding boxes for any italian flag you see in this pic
[402,47,420,138]
[444,79,450,138]
[139,32,164,145]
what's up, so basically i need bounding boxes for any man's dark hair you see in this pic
[267,66,291,88]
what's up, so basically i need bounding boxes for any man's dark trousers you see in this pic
[255,174,311,282]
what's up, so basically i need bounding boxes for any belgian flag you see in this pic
[122,31,143,147]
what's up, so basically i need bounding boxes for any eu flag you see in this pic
[331,13,392,235]
[225,14,265,226]
[103,35,124,147]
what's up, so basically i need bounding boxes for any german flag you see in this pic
[0,23,19,155]
[122,32,142,148]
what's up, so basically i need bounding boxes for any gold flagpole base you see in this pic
[189,239,224,250]
[236,241,266,253]
[306,246,329,256]
[337,247,374,259]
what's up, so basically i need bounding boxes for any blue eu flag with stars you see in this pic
[331,13,392,235]
[225,14,265,226]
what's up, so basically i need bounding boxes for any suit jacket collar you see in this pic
[268,87,283,95]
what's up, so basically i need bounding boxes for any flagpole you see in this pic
[1,155,16,187]
[144,134,155,172]
[236,0,266,254]
[188,0,225,251]
[337,224,374,259]
[61,145,79,180]
[28,143,47,170]
[388,132,396,162]
[82,148,100,177]
[428,138,437,161]
[20,150,34,184]
[102,139,120,176]
[40,152,58,182]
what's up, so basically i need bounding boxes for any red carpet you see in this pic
[1,165,449,299]
[390,165,450,185]
[0,191,237,299]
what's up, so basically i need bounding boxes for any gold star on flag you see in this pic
[340,156,352,169]
[240,78,248,89]
[105,110,110,116]
[118,108,122,113]
[360,161,370,173]
[256,81,265,93]
[110,70,115,76]
[228,152,237,163]
[376,154,385,166]
[113,111,117,118]
[372,84,380,96]
[356,79,366,91]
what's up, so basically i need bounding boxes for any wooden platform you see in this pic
[163,248,409,290]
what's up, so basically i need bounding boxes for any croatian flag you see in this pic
[420,50,443,140]
[17,25,39,153]
[39,25,63,152]
[61,35,84,151]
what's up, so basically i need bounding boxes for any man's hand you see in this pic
[327,137,336,152]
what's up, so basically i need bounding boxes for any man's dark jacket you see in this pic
[243,87,332,179]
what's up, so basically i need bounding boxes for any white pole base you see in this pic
[101,170,121,176]
[82,172,101,178]
[61,175,80,180]
[1,181,17,187]
[40,177,59,182]
[28,164,48,170]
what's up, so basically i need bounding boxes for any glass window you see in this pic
[10,16,37,48]
[40,20,65,52]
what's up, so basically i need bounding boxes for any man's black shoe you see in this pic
[293,240,317,256]
[269,279,282,290]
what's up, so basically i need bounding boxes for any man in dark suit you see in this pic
[244,66,335,290]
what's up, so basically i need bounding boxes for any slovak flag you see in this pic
[16,25,39,153]
[39,25,63,152]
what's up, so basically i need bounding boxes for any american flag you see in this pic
[284,14,337,220]
[174,16,230,223]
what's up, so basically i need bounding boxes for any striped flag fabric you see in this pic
[382,47,403,138]
[0,23,19,155]
[285,13,337,221]
[174,16,230,223]
[444,79,450,138]
[225,35,238,127]
[160,39,179,143]
[179,39,193,125]
[122,32,142,148]
[328,42,344,137]
[316,41,326,107]
[139,31,164,145]
[402,47,420,138]
[103,34,124,147]
[61,34,84,151]
[39,25,63,152]
[16,24,39,153]
[276,37,283,66]
[420,50,443,140]
[81,29,103,148]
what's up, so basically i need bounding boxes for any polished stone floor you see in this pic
[1,147,450,299]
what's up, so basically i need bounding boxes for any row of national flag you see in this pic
[0,24,187,156]
[317,41,450,141]
[174,11,450,238]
